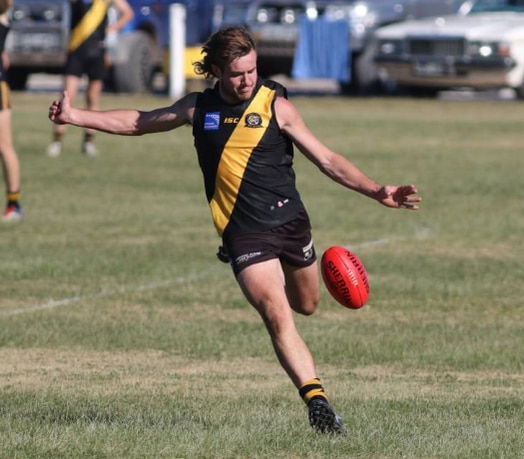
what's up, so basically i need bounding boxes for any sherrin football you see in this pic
[321,246,370,309]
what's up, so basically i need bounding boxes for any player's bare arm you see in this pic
[108,0,134,34]
[275,97,421,210]
[48,91,198,135]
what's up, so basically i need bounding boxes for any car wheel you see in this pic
[340,44,381,96]
[513,82,524,100]
[111,31,155,93]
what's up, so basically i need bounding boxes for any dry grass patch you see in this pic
[3,348,522,406]
[344,365,524,402]
[0,348,288,398]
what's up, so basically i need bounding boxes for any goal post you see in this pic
[169,3,186,100]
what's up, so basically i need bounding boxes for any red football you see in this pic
[321,246,370,309]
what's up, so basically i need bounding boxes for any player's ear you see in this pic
[211,64,222,78]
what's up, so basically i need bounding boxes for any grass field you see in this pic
[1,90,523,458]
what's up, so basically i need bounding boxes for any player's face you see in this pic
[217,50,258,104]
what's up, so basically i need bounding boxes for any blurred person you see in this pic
[0,0,22,222]
[46,0,134,157]
[48,27,422,434]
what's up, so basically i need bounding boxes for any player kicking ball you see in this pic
[48,27,421,435]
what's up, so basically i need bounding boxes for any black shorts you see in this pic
[0,81,11,111]
[64,50,107,81]
[225,210,317,276]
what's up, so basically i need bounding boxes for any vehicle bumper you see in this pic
[375,56,516,88]
[8,52,67,68]
[6,27,68,70]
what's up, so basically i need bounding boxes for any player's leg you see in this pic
[270,209,320,316]
[0,95,22,222]
[282,261,320,315]
[81,79,103,156]
[46,74,81,157]
[81,53,106,155]
[85,79,103,111]
[62,73,82,103]
[236,259,347,434]
[0,99,20,192]
[281,261,347,434]
[236,258,318,388]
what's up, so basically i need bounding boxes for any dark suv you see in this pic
[5,0,70,89]
[212,0,468,93]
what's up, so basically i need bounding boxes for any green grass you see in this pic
[1,90,523,458]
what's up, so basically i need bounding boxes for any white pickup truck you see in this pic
[374,0,524,98]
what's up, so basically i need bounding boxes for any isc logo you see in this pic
[224,117,240,124]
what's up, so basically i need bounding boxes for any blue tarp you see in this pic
[292,16,350,83]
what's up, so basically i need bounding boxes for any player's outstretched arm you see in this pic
[275,97,421,210]
[48,91,197,136]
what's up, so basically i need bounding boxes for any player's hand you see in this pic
[48,91,71,125]
[377,185,421,210]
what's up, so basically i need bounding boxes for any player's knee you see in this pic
[294,296,318,316]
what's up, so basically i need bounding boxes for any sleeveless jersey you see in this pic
[0,22,8,81]
[193,79,306,240]
[69,0,110,54]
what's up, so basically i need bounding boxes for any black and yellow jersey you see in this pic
[0,22,8,81]
[193,78,305,241]
[69,0,110,54]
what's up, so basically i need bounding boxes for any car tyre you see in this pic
[340,43,381,96]
[111,31,155,93]
[513,82,524,100]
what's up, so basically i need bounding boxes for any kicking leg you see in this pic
[236,259,347,434]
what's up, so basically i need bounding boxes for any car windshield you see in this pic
[470,0,524,12]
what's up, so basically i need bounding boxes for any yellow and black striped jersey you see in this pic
[69,0,110,54]
[0,22,8,82]
[193,79,305,240]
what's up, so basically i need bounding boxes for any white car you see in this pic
[374,0,524,98]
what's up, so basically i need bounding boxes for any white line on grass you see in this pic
[2,228,434,318]
[345,227,434,250]
[1,278,183,318]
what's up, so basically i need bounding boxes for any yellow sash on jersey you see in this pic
[209,85,275,237]
[68,0,110,52]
